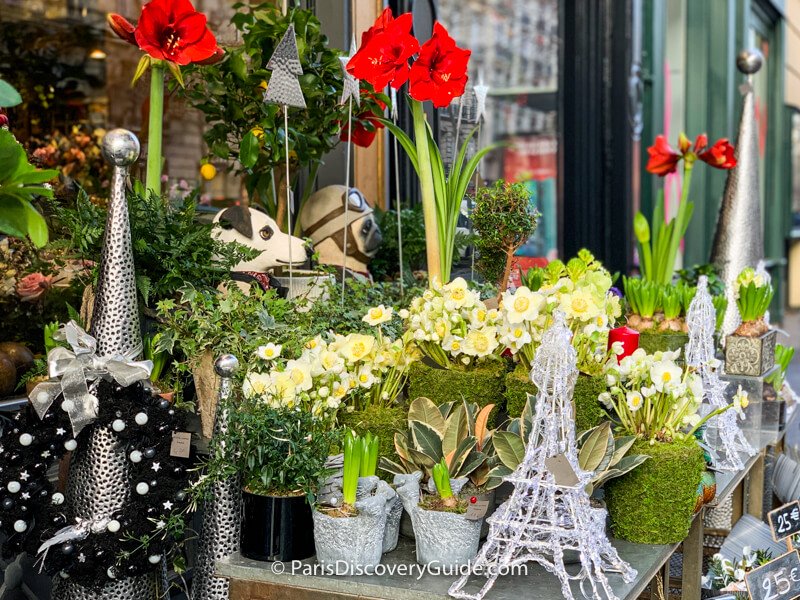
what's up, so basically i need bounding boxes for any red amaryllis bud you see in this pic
[195,45,224,65]
[0,114,8,127]
[108,13,137,46]
[698,138,737,170]
[693,133,708,153]
[645,135,681,176]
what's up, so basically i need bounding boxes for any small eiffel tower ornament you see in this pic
[449,312,636,600]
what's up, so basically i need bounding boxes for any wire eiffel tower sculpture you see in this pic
[449,313,636,600]
[685,276,755,472]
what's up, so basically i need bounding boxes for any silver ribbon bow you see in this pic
[36,516,110,572]
[28,321,153,437]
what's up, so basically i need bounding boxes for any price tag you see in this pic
[544,454,580,488]
[464,499,490,521]
[170,431,192,458]
[744,550,800,600]
[768,501,800,543]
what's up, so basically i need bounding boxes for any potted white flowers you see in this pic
[725,267,777,376]
[602,348,741,544]
[313,432,397,572]
[402,278,504,422]
[505,251,621,430]
[702,548,771,598]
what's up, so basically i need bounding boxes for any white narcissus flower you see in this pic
[626,391,643,412]
[650,360,683,393]
[502,287,544,324]
[256,343,282,361]
[363,304,393,326]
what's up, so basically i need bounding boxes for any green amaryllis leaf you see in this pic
[410,421,443,462]
[408,397,446,435]
[494,430,526,471]
[377,117,419,173]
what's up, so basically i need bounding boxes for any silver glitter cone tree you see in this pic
[710,49,765,337]
[686,276,755,471]
[263,24,306,109]
[53,129,156,600]
[192,355,242,600]
[449,313,636,600]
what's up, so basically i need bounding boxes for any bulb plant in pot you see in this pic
[401,278,505,421]
[623,277,696,355]
[724,267,777,377]
[380,397,497,545]
[601,348,741,544]
[313,431,397,571]
[503,250,621,430]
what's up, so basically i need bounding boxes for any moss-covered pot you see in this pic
[637,331,689,356]
[505,364,606,431]
[338,404,406,468]
[606,437,704,544]
[407,359,505,424]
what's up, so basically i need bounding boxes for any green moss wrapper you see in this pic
[338,404,406,470]
[505,365,606,431]
[637,331,689,355]
[605,437,704,544]
[407,360,506,424]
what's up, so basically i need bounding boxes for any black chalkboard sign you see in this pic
[769,501,800,543]
[744,550,800,600]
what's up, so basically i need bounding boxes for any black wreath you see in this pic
[0,378,196,589]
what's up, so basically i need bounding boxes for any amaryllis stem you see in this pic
[146,60,165,197]
[410,99,441,284]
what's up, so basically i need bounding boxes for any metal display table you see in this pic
[216,451,764,600]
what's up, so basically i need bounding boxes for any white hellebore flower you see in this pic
[285,360,313,392]
[443,277,474,309]
[598,392,613,409]
[650,360,683,393]
[242,372,271,398]
[463,327,499,357]
[733,568,745,581]
[356,366,376,388]
[256,343,282,361]
[626,391,644,412]
[363,304,393,326]
[442,334,465,356]
[502,287,544,324]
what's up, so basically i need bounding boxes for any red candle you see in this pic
[608,326,639,362]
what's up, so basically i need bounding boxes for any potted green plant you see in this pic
[394,463,483,568]
[623,277,695,355]
[702,548,772,598]
[724,267,777,376]
[312,432,397,571]
[401,278,505,421]
[763,344,794,437]
[180,4,385,233]
[470,180,539,297]
[502,250,621,430]
[224,401,338,562]
[601,348,738,544]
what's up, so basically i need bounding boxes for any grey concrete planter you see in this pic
[313,476,396,572]
[724,329,777,377]
[383,495,402,553]
[395,472,482,568]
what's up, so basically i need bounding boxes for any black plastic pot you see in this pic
[240,490,315,562]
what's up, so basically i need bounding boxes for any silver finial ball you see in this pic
[101,129,140,167]
[214,354,239,377]
[736,49,763,75]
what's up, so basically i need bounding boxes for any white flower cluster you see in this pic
[400,277,501,366]
[498,272,621,370]
[602,348,704,440]
[243,329,410,417]
[704,547,766,592]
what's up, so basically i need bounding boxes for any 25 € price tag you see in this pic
[170,431,192,458]
[768,501,800,543]
[744,550,800,600]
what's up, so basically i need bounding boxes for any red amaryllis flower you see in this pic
[645,135,682,176]
[340,93,386,148]
[698,138,737,170]
[108,13,137,45]
[408,23,471,108]
[347,9,419,90]
[135,0,218,65]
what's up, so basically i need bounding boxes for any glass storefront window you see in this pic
[437,0,560,262]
